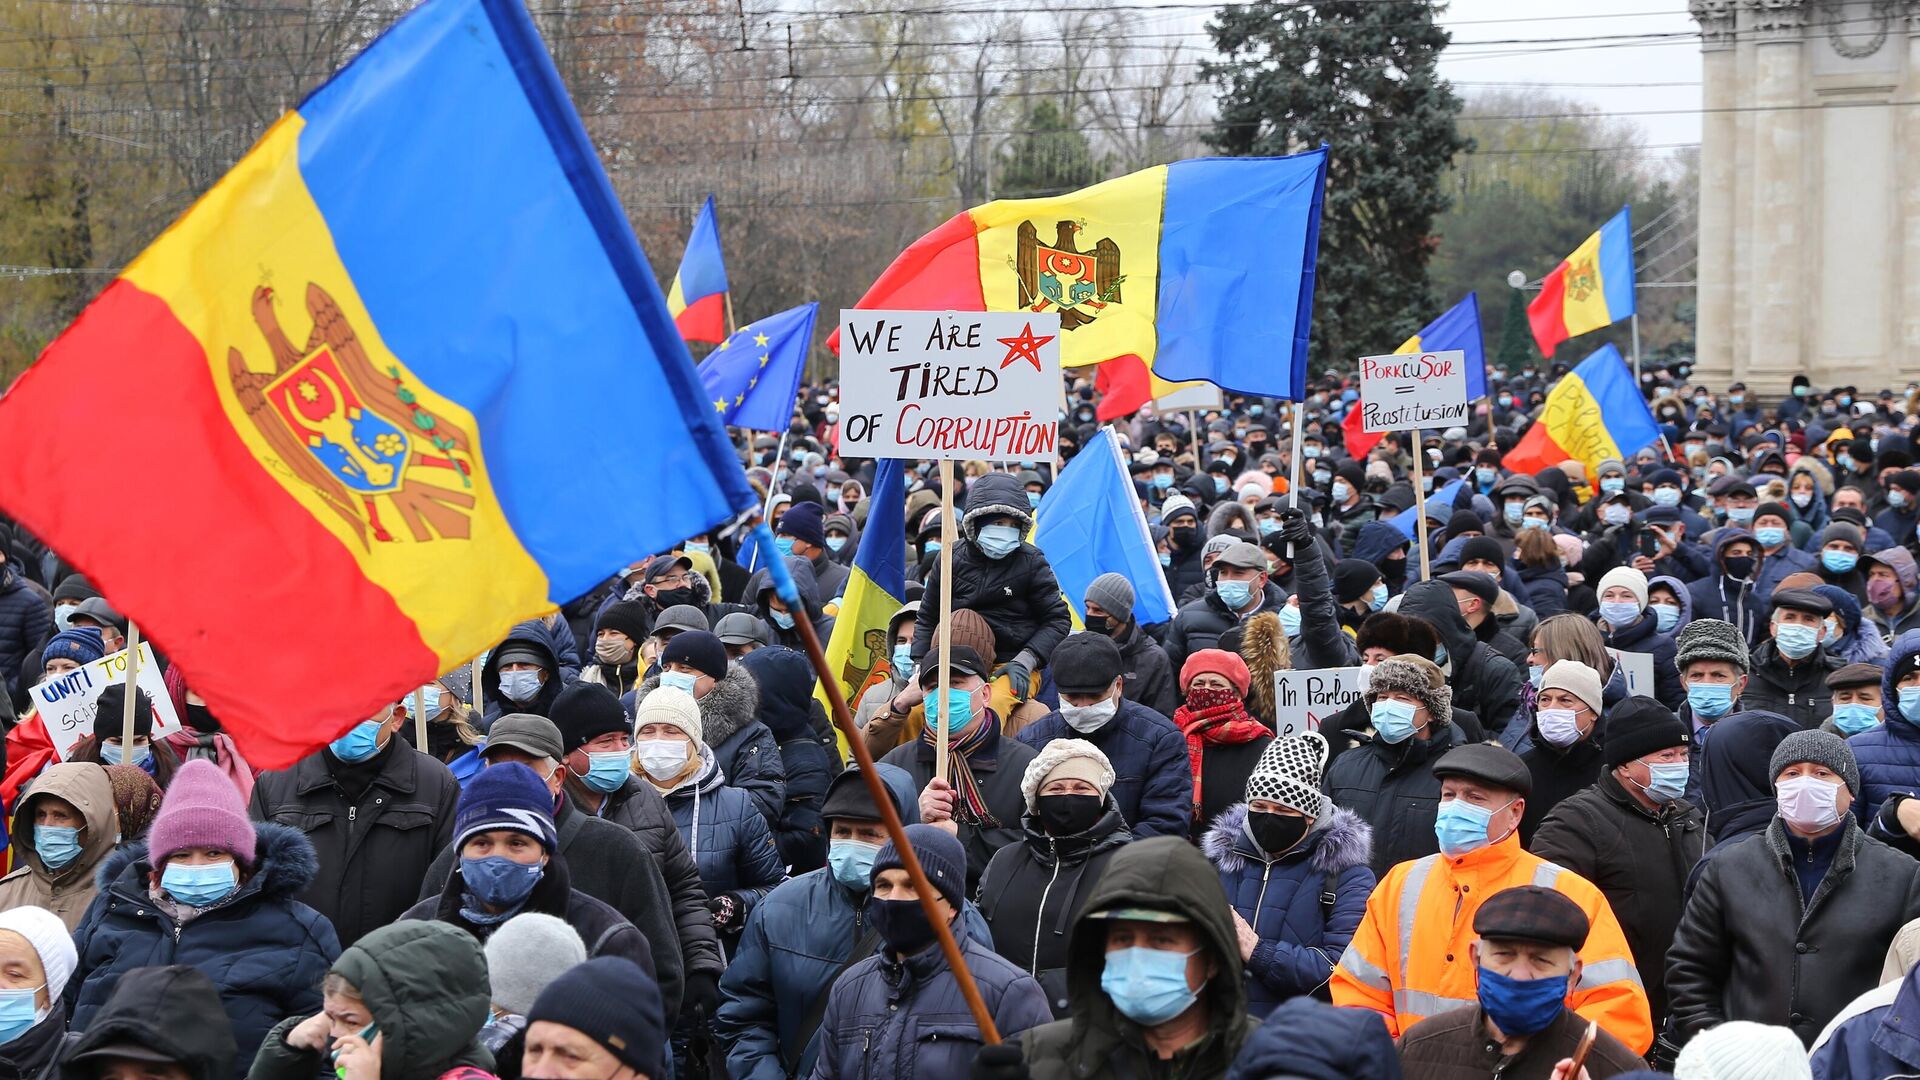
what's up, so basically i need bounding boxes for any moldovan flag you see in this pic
[1342,293,1487,457]
[830,149,1328,400]
[815,459,907,761]
[668,195,730,344]
[1502,344,1660,478]
[1528,207,1635,356]
[0,0,757,770]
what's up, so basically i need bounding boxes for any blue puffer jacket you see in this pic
[0,561,50,705]
[1811,966,1920,1080]
[630,664,786,828]
[713,765,994,1080]
[661,751,786,938]
[69,823,341,1077]
[808,936,1052,1080]
[1016,700,1190,839]
[1847,633,1920,824]
[1200,803,1375,1017]
[1226,995,1403,1080]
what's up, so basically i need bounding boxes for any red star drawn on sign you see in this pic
[997,322,1055,371]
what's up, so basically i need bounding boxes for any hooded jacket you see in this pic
[1016,700,1190,840]
[1686,530,1763,642]
[1689,710,1801,894]
[1667,816,1920,1047]
[251,920,494,1080]
[1844,633,1920,824]
[1397,581,1523,742]
[1814,584,1888,664]
[1532,770,1705,1024]
[61,965,238,1080]
[248,737,462,948]
[745,556,833,649]
[1864,547,1920,638]
[71,823,341,1075]
[910,473,1072,668]
[0,761,118,927]
[1224,995,1402,1080]
[976,804,1134,1017]
[1648,574,1695,642]
[1018,837,1260,1080]
[1202,803,1375,1017]
[739,647,835,872]
[480,624,565,726]
[631,664,785,828]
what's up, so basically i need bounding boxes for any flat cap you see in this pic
[1827,662,1883,691]
[714,611,768,646]
[1769,587,1833,617]
[1473,885,1590,950]
[1431,743,1532,798]
[1214,541,1269,571]
[1051,633,1125,694]
[481,714,565,763]
[1438,571,1498,608]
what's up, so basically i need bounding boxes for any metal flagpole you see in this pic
[1630,312,1642,384]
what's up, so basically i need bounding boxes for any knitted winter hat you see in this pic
[549,682,628,755]
[1673,1021,1812,1080]
[40,626,106,670]
[1085,573,1136,620]
[1597,566,1650,609]
[872,823,968,908]
[1539,660,1603,715]
[1158,493,1197,524]
[776,502,827,549]
[0,906,76,999]
[596,601,650,644]
[1180,649,1251,697]
[1244,732,1330,818]
[1676,618,1751,674]
[1459,536,1506,569]
[1769,729,1860,795]
[1020,739,1116,813]
[92,684,154,742]
[1365,655,1452,721]
[527,958,664,1080]
[634,686,702,746]
[660,631,728,681]
[485,913,587,1016]
[1333,560,1381,604]
[1602,698,1689,770]
[454,762,559,851]
[147,759,258,867]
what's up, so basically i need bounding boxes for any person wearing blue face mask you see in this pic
[0,906,78,1079]
[0,762,117,928]
[1821,663,1883,737]
[1591,567,1684,714]
[1166,542,1277,672]
[1842,644,1920,827]
[67,684,183,787]
[1741,589,1843,729]
[822,514,857,567]
[482,631,563,725]
[853,603,924,744]
[1396,886,1645,1080]
[71,760,340,1071]
[1744,501,1815,608]
[1533,699,1704,1027]
[1324,655,1464,875]
[1814,524,1865,593]
[773,503,850,606]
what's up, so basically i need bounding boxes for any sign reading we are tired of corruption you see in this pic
[1357,350,1471,432]
[837,309,1062,462]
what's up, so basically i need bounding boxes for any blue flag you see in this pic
[1393,478,1468,541]
[699,302,817,432]
[1034,429,1178,625]
[1397,292,1489,401]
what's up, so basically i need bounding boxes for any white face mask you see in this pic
[1776,775,1842,833]
[635,739,691,781]
[1060,696,1118,734]
[1535,708,1584,748]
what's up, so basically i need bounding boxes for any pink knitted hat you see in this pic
[147,759,257,867]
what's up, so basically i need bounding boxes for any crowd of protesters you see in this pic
[0,364,1915,1080]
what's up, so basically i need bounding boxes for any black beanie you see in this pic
[1602,698,1690,770]
[661,631,728,680]
[1460,536,1506,568]
[526,957,664,1080]
[596,600,650,644]
[93,684,154,742]
[549,682,628,754]
[872,823,968,908]
[1333,559,1381,604]
[1335,462,1367,489]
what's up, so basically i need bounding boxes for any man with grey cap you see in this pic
[1166,541,1285,672]
[1080,572,1177,717]
[1668,730,1920,1047]
[714,611,768,660]
[1016,632,1189,838]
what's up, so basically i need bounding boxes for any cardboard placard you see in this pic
[1608,649,1656,699]
[1357,350,1470,432]
[1272,666,1366,739]
[30,643,182,759]
[837,310,1062,462]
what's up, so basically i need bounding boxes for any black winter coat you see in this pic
[1115,621,1179,719]
[975,806,1133,1016]
[739,646,834,872]
[1517,734,1606,845]
[562,774,723,982]
[416,795,687,1018]
[1165,581,1289,674]
[247,739,460,948]
[1324,723,1465,876]
[1667,817,1920,1046]
[1532,773,1704,1024]
[1741,642,1843,728]
[911,474,1072,666]
[881,723,1036,895]
[1398,582,1523,743]
[0,562,49,706]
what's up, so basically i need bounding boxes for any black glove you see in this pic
[708,892,740,928]
[972,1043,1028,1080]
[1278,507,1313,546]
[682,970,721,1022]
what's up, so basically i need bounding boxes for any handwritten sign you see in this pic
[837,310,1061,462]
[1607,649,1655,699]
[1357,350,1470,432]
[1273,666,1365,739]
[30,643,182,759]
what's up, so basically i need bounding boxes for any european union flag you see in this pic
[699,302,817,432]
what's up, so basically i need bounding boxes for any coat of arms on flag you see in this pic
[1014,219,1123,330]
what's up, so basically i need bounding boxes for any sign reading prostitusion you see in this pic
[837,309,1061,461]
[1357,349,1471,432]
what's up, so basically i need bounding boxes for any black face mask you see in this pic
[1722,555,1756,580]
[1381,558,1407,585]
[1083,614,1114,637]
[1248,810,1311,854]
[650,587,696,610]
[1036,793,1105,836]
[1171,526,1198,550]
[184,703,222,734]
[868,897,942,955]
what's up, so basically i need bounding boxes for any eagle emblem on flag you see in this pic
[1015,220,1124,331]
[1564,253,1600,303]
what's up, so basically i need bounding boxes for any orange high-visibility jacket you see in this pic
[1330,834,1654,1054]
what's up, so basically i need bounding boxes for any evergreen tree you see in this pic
[996,101,1102,199]
[1496,287,1537,375]
[1203,1,1467,375]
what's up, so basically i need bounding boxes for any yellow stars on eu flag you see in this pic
[734,393,745,406]
[758,353,770,368]
[712,399,727,413]
[754,332,770,347]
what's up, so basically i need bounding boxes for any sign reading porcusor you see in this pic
[1357,350,1470,432]
[837,309,1062,463]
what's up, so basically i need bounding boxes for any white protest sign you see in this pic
[1357,350,1470,432]
[837,310,1062,462]
[31,643,182,759]
[1154,380,1223,412]
[1607,649,1656,699]
[1272,666,1366,739]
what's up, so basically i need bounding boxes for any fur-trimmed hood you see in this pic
[97,820,319,901]
[637,663,760,749]
[1201,802,1372,877]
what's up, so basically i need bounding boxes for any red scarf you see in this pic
[1173,687,1270,819]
